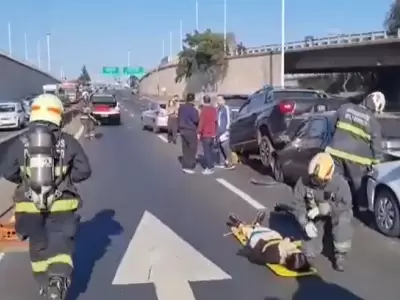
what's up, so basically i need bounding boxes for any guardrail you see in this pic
[229,30,400,56]
[0,48,60,82]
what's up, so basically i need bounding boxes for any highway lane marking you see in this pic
[130,113,134,118]
[74,126,84,140]
[157,135,168,143]
[215,178,266,210]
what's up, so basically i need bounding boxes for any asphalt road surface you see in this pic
[0,91,400,300]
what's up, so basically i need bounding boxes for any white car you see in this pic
[367,148,400,237]
[0,101,27,129]
[141,101,168,133]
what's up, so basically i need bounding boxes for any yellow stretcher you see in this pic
[230,225,317,277]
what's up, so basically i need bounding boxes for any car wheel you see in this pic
[259,134,273,168]
[271,155,284,182]
[374,187,400,237]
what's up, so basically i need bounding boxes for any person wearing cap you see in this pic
[3,94,92,299]
[177,93,199,173]
[291,152,353,272]
[325,91,385,213]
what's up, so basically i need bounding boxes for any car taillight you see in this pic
[279,101,295,114]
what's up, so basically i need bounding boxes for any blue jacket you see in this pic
[217,105,231,137]
[178,103,199,132]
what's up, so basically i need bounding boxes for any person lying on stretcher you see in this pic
[228,212,312,272]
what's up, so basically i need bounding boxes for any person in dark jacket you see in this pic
[290,153,353,272]
[325,91,385,212]
[198,95,218,174]
[3,94,92,299]
[178,93,199,174]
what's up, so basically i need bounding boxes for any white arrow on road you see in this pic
[112,211,231,300]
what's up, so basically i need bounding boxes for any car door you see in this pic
[239,92,267,151]
[142,102,154,126]
[230,100,250,147]
[295,117,329,178]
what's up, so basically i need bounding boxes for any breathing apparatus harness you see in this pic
[21,123,67,211]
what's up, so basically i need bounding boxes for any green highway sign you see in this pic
[102,67,120,76]
[123,66,145,78]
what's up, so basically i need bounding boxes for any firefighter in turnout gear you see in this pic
[3,94,92,299]
[291,153,353,272]
[325,91,385,212]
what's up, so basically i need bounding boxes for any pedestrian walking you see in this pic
[167,95,180,144]
[198,95,218,174]
[177,93,199,174]
[215,96,235,169]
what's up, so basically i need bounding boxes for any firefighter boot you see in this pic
[46,276,70,300]
[333,252,346,272]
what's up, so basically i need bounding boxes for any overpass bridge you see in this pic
[0,49,60,100]
[139,30,400,96]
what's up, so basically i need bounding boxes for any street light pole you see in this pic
[280,0,285,87]
[195,0,199,31]
[46,33,51,72]
[169,31,173,61]
[7,22,12,56]
[179,20,183,51]
[24,33,28,61]
[37,41,41,68]
[223,0,227,53]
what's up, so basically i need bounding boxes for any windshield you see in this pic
[222,95,249,108]
[275,91,320,100]
[92,96,115,104]
[0,104,16,112]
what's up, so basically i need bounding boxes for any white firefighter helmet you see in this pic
[308,152,335,183]
[30,94,64,126]
[364,91,386,113]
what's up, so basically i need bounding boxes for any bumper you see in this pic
[93,112,120,121]
[0,121,19,129]
[155,117,168,128]
[366,177,377,212]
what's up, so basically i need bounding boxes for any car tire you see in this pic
[374,187,400,237]
[258,134,273,168]
[271,155,284,182]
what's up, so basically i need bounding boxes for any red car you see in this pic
[91,93,121,125]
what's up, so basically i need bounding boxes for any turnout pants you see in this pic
[334,158,368,209]
[14,198,79,287]
[302,211,354,258]
[167,116,178,143]
[81,117,95,136]
[180,129,198,169]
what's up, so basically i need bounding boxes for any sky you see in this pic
[0,0,394,81]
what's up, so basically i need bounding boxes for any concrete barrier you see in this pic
[0,50,60,100]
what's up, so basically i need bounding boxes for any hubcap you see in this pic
[377,197,396,231]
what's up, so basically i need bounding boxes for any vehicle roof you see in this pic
[92,93,115,98]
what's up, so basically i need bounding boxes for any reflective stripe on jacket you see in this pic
[326,103,382,166]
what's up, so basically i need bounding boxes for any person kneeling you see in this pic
[228,212,312,272]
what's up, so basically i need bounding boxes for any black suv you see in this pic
[229,86,347,169]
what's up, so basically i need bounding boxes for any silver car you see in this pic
[0,101,27,129]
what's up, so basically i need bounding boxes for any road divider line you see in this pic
[157,135,168,143]
[74,126,84,140]
[130,113,134,118]
[215,178,266,210]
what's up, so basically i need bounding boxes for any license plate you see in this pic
[316,105,326,112]
[101,114,108,117]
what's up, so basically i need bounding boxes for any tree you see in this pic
[78,65,91,83]
[175,29,228,91]
[384,0,400,36]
